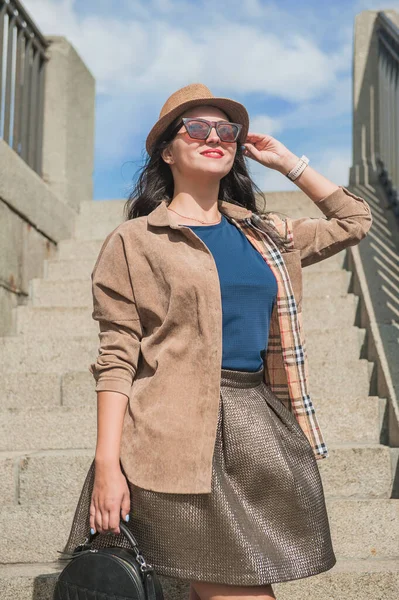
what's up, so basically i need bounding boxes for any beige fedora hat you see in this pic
[146,83,249,155]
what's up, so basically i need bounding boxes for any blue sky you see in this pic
[24,0,399,200]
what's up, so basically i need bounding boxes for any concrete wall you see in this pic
[0,37,95,336]
[41,36,95,210]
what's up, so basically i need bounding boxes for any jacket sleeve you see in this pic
[268,186,373,268]
[88,227,143,398]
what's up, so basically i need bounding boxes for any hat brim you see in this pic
[146,97,249,155]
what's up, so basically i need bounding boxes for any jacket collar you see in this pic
[147,199,253,228]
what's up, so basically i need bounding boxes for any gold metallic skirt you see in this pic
[61,366,337,586]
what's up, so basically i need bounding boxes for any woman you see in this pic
[61,83,372,599]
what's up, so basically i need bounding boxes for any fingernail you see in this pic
[125,514,130,522]
[90,527,95,535]
[241,145,246,151]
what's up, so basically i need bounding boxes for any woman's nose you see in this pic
[206,126,220,142]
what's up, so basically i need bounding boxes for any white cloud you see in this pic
[25,0,350,102]
[249,115,283,136]
[23,0,356,184]
[246,74,352,140]
[282,76,352,131]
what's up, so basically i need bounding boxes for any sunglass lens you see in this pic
[185,120,210,139]
[217,123,239,142]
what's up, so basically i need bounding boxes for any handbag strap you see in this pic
[86,520,153,572]
[144,570,158,600]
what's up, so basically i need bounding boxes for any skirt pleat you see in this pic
[61,366,337,586]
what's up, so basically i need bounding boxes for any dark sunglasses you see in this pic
[168,117,243,143]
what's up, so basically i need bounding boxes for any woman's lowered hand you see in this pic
[90,460,131,535]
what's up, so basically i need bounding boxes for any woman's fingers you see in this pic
[246,132,272,141]
[89,470,130,536]
[95,504,103,533]
[107,508,120,534]
[246,131,263,137]
[89,500,96,533]
[243,143,263,161]
[100,508,109,533]
[121,487,131,523]
[89,498,107,535]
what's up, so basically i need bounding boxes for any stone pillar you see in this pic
[41,36,95,210]
[349,11,380,186]
[349,10,399,186]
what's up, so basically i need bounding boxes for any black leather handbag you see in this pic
[54,520,164,600]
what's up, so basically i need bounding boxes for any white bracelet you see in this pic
[286,155,309,181]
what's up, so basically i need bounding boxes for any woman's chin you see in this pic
[191,163,230,178]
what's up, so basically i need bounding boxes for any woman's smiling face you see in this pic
[161,105,238,179]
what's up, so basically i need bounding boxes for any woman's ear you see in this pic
[161,144,174,165]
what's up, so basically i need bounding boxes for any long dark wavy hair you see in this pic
[123,111,286,249]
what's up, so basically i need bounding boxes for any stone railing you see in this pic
[0,0,49,175]
[348,8,399,449]
[350,9,399,218]
[377,11,399,217]
[0,0,95,336]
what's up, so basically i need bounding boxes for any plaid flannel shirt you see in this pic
[228,212,329,461]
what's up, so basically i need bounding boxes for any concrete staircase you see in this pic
[0,193,398,600]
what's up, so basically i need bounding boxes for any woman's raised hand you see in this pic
[90,461,131,536]
[242,133,298,173]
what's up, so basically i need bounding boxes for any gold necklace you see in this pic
[167,206,222,225]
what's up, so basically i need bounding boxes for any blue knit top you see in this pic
[184,214,278,371]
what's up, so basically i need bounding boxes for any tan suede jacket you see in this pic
[89,186,372,493]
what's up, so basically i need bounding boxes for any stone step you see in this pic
[0,406,96,451]
[273,558,399,600]
[29,278,92,307]
[13,298,360,341]
[44,251,347,284]
[0,449,94,506]
[74,199,125,240]
[44,258,96,280]
[314,394,381,444]
[43,251,347,283]
[302,270,351,295]
[0,368,94,409]
[302,295,358,330]
[57,238,104,261]
[72,193,324,241]
[304,250,346,271]
[12,306,96,337]
[326,498,399,560]
[258,190,335,214]
[0,562,61,600]
[1,557,398,600]
[308,359,371,399]
[0,498,397,564]
[0,352,371,411]
[0,336,94,373]
[0,371,63,409]
[318,443,394,498]
[306,331,365,363]
[0,444,393,508]
[57,233,348,263]
[0,326,364,372]
[0,393,380,453]
[0,449,95,506]
[30,272,353,308]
